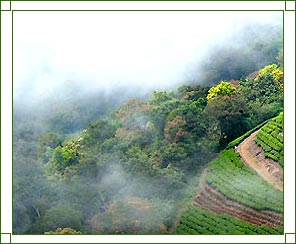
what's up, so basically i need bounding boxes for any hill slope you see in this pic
[14,61,284,234]
[255,112,284,167]
[176,114,284,234]
[176,205,283,235]
[237,130,283,191]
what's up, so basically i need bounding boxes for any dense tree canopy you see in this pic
[206,95,250,145]
[13,54,284,234]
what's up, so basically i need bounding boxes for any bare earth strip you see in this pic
[236,130,283,191]
[194,168,283,227]
[195,183,283,227]
[191,130,283,227]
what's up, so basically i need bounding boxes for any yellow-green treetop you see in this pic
[207,81,236,101]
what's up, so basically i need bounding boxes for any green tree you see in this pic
[148,91,181,136]
[238,64,283,126]
[205,95,249,146]
[167,98,207,141]
[82,120,116,146]
[176,84,209,101]
[13,156,56,234]
[122,146,151,176]
[254,64,283,94]
[239,64,283,106]
[31,203,83,234]
[37,132,62,163]
[114,99,152,146]
[45,140,80,175]
[207,81,237,101]
[157,143,188,169]
[155,164,186,190]
[89,198,165,234]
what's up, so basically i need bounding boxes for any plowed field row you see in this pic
[195,183,283,227]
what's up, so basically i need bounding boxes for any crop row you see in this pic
[255,113,284,166]
[206,149,283,212]
[256,130,282,153]
[262,124,283,143]
[272,112,283,127]
[255,136,284,167]
[176,205,283,235]
[195,184,283,227]
[260,113,283,144]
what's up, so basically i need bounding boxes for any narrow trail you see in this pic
[190,129,283,228]
[236,130,283,191]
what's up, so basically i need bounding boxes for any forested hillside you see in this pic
[13,18,284,235]
[13,55,284,234]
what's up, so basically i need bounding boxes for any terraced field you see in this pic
[206,149,283,212]
[255,112,284,167]
[176,113,284,234]
[176,205,283,235]
[195,183,282,227]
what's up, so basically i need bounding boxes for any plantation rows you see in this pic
[206,149,283,212]
[255,113,284,167]
[176,205,283,235]
[195,184,283,226]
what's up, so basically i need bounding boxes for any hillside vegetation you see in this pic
[177,112,284,234]
[206,149,283,212]
[255,112,284,167]
[13,51,284,234]
[176,205,283,235]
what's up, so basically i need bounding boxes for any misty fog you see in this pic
[13,11,283,235]
[14,11,282,101]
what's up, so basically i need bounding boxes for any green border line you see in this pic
[281,8,285,240]
[285,233,296,243]
[0,1,2,241]
[12,9,285,12]
[2,0,292,242]
[0,0,11,12]
[3,0,289,1]
[3,0,287,12]
[1,233,12,244]
[9,3,287,239]
[285,0,296,11]
[11,8,14,242]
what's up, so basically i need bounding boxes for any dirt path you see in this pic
[236,130,283,191]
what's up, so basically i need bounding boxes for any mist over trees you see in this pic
[13,18,283,235]
[195,24,282,85]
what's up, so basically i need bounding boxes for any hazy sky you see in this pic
[14,11,282,98]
